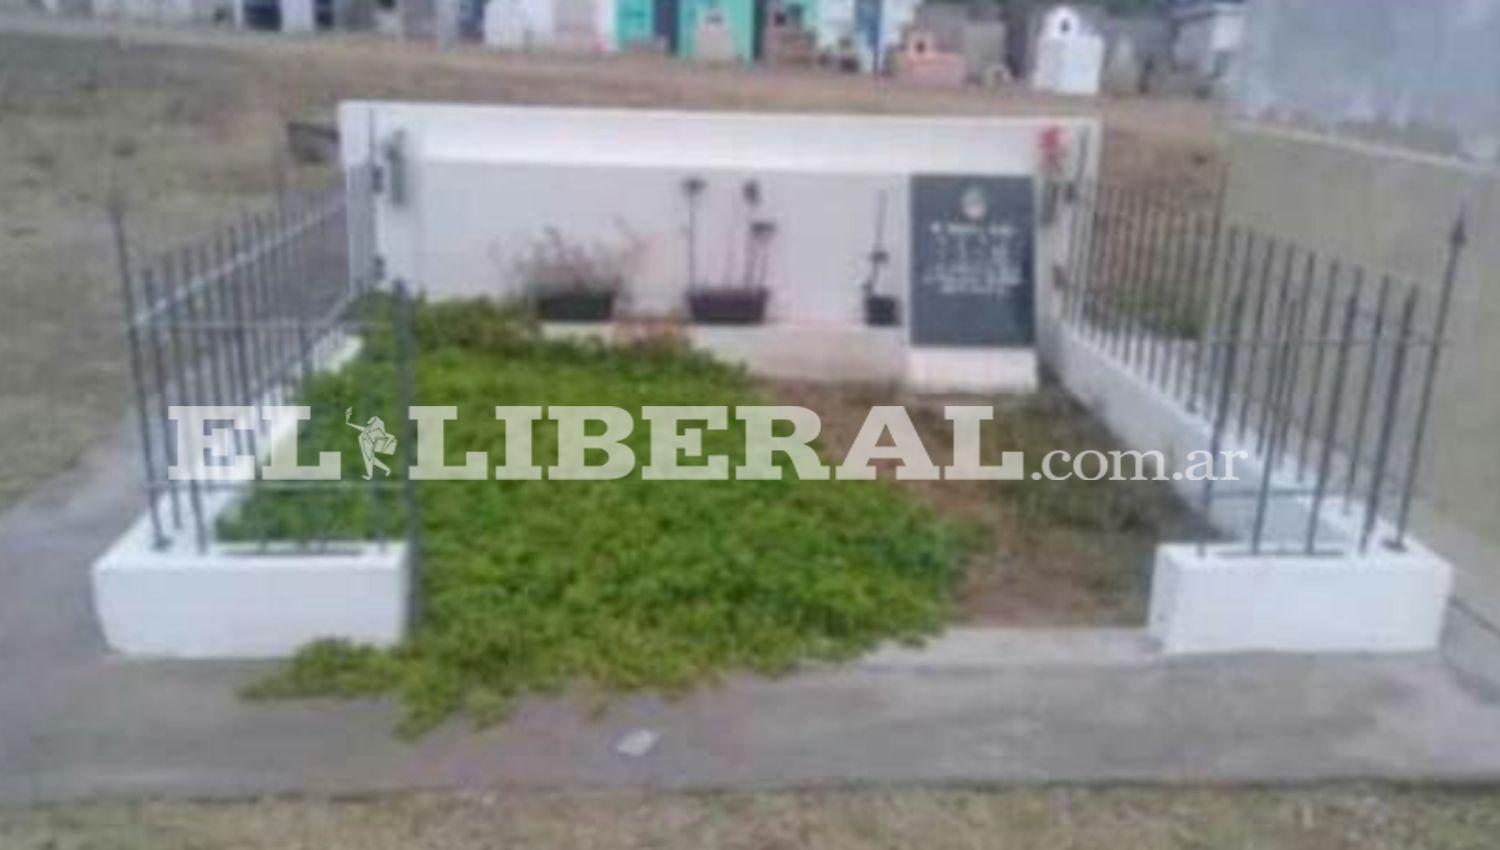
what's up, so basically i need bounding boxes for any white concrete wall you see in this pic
[413,161,905,322]
[338,104,1099,391]
[339,103,1098,328]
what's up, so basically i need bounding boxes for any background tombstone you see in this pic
[281,0,316,31]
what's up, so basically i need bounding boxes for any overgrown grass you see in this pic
[229,300,965,734]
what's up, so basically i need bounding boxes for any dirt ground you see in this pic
[5,785,1500,849]
[772,381,1202,625]
[0,16,1224,509]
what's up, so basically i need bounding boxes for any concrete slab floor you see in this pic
[4,422,1500,805]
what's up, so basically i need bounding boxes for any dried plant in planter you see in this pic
[685,178,776,325]
[514,223,643,322]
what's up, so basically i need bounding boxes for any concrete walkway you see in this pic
[5,422,1500,805]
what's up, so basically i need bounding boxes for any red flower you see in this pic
[1039,126,1066,176]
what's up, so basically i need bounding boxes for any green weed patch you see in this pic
[230,301,964,734]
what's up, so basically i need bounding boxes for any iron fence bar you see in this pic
[194,238,230,463]
[1111,186,1139,352]
[291,199,316,386]
[1129,191,1162,363]
[1272,252,1318,466]
[1146,204,1172,385]
[1360,288,1419,553]
[1094,188,1122,346]
[312,200,337,554]
[394,279,424,627]
[1159,204,1191,383]
[1255,246,1296,458]
[1142,200,1176,383]
[1297,260,1341,479]
[1170,212,1204,401]
[236,220,274,553]
[245,213,274,411]
[1080,185,1106,337]
[227,222,259,458]
[1163,204,1195,385]
[265,206,290,401]
[138,265,182,530]
[1123,192,1158,365]
[1079,179,1104,323]
[1117,190,1144,361]
[1061,181,1088,320]
[1193,225,1237,414]
[1304,286,1361,554]
[1187,174,1230,410]
[1106,190,1135,354]
[220,229,249,453]
[1342,275,1392,508]
[1073,181,1098,324]
[1089,185,1123,342]
[1075,184,1099,330]
[1131,196,1161,372]
[1198,292,1247,556]
[1394,213,1469,548]
[1237,236,1277,441]
[1159,206,1192,391]
[271,200,296,405]
[1072,180,1101,325]
[1216,229,1257,423]
[1249,265,1299,553]
[172,246,210,552]
[109,198,167,550]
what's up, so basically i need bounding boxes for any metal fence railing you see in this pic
[1061,181,1470,557]
[109,165,417,571]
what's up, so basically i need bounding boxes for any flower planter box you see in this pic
[864,294,900,327]
[687,288,770,325]
[533,290,617,322]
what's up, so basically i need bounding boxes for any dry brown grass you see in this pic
[769,381,1202,625]
[0,20,1223,508]
[4,785,1499,849]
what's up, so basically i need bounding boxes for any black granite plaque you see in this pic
[909,174,1035,347]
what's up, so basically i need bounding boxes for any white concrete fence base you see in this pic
[91,335,409,659]
[93,504,409,659]
[1149,543,1451,654]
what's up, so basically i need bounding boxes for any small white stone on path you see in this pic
[613,728,660,758]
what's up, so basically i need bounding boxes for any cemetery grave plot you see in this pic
[226,299,1197,733]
